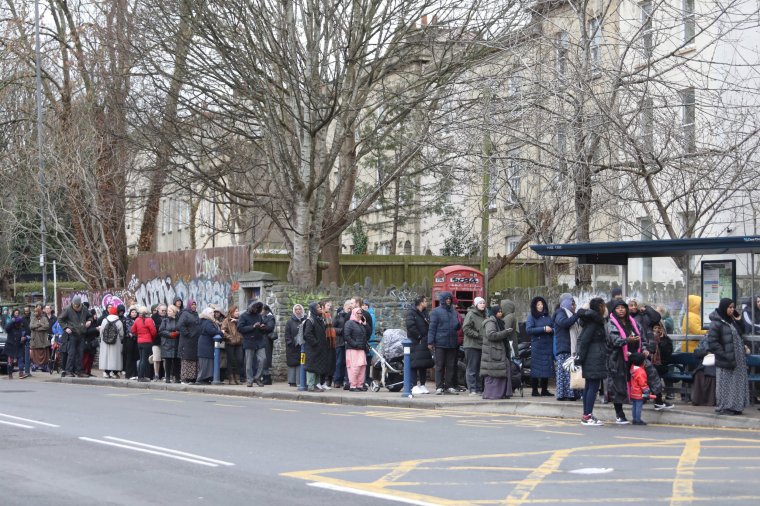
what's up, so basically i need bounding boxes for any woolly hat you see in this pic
[473,297,486,307]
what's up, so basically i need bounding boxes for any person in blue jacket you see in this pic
[526,296,554,397]
[427,291,461,395]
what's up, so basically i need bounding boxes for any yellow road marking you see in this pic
[504,449,572,505]
[671,439,700,505]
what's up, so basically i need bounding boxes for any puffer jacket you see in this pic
[501,300,519,357]
[159,316,180,359]
[177,309,200,360]
[427,291,460,349]
[131,316,157,345]
[462,305,487,350]
[197,317,220,360]
[406,306,433,369]
[480,316,511,378]
[685,295,707,352]
[575,308,607,380]
[344,319,368,350]
[707,310,745,369]
[526,297,554,378]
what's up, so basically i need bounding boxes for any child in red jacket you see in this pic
[629,353,650,426]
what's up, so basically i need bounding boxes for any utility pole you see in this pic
[480,88,492,300]
[35,0,47,304]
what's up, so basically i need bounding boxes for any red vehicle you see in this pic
[431,265,485,316]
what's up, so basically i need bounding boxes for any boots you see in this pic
[233,374,240,385]
[263,374,272,385]
[531,378,539,397]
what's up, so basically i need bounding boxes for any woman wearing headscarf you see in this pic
[606,299,641,424]
[553,294,580,401]
[177,299,200,384]
[405,295,433,395]
[344,307,369,391]
[160,305,181,383]
[284,304,305,387]
[29,304,51,372]
[526,296,554,397]
[123,307,140,380]
[708,298,750,415]
[196,307,220,384]
[221,305,243,385]
[480,304,514,400]
[99,306,124,378]
[303,302,330,391]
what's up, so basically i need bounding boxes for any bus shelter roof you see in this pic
[530,236,760,265]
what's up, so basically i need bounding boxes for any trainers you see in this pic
[654,402,673,410]
[411,385,423,395]
[632,420,648,425]
[468,391,478,396]
[445,387,459,395]
[420,385,430,394]
[615,417,630,425]
[435,388,444,395]
[581,415,604,426]
[320,383,331,390]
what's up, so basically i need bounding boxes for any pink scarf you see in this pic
[609,315,641,363]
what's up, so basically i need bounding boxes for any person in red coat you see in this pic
[131,307,157,383]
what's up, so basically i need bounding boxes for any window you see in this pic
[557,31,569,81]
[683,0,695,44]
[556,123,568,179]
[505,149,521,204]
[641,96,654,151]
[680,87,695,152]
[167,199,173,233]
[488,156,498,211]
[589,17,602,71]
[160,199,167,234]
[641,1,653,58]
[403,240,412,255]
[506,236,521,254]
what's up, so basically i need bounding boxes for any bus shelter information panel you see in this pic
[701,260,736,330]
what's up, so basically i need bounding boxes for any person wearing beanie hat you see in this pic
[177,298,200,384]
[463,296,488,395]
[553,294,580,401]
[708,298,750,415]
[59,294,95,378]
[99,305,124,378]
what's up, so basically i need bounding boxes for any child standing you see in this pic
[629,353,650,426]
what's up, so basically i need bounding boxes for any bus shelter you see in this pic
[531,236,760,345]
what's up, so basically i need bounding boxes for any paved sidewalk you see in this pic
[34,370,760,431]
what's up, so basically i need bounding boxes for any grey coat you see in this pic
[480,316,512,378]
[463,306,487,350]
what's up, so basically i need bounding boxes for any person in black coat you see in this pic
[575,298,608,425]
[196,307,220,384]
[708,298,750,415]
[237,301,271,387]
[303,302,330,391]
[332,300,352,389]
[283,304,305,387]
[177,300,200,383]
[4,310,25,379]
[405,295,434,394]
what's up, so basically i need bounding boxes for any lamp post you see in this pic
[34,0,47,304]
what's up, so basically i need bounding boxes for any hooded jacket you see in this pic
[552,296,579,356]
[237,302,273,350]
[685,295,707,352]
[197,310,220,360]
[303,302,331,374]
[405,304,433,369]
[500,300,519,357]
[526,296,554,378]
[480,315,512,378]
[427,291,460,349]
[707,309,745,369]
[284,306,305,367]
[575,308,608,380]
[462,305,487,350]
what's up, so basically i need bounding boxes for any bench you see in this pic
[664,352,699,400]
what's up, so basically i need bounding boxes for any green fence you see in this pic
[252,254,543,290]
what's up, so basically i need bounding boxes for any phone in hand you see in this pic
[505,328,513,333]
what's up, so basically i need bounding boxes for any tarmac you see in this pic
[37,369,760,431]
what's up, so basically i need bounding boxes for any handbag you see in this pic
[702,353,715,366]
[570,367,585,390]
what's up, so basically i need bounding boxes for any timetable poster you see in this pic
[701,260,736,330]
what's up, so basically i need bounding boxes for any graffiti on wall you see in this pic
[128,274,234,312]
[60,290,134,317]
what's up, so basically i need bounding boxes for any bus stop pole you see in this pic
[685,255,690,347]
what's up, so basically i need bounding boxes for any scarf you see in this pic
[565,307,581,355]
[609,314,641,363]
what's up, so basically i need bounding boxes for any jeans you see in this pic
[245,348,266,383]
[19,339,31,375]
[138,343,152,379]
[464,348,482,392]
[631,399,644,422]
[434,347,457,390]
[333,346,347,385]
[583,378,601,416]
[66,334,85,374]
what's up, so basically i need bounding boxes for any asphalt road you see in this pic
[1,381,760,505]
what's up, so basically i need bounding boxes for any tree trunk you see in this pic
[321,235,340,286]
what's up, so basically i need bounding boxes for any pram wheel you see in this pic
[371,381,381,393]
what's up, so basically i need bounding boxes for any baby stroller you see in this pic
[369,329,405,392]
[510,357,524,397]
[517,341,531,387]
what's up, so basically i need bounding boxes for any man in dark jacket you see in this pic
[58,296,94,378]
[332,300,352,389]
[237,301,270,387]
[427,291,460,395]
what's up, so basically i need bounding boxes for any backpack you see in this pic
[294,317,311,347]
[102,319,119,345]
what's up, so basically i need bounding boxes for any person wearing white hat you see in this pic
[463,297,487,395]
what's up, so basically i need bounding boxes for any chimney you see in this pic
[421,15,428,27]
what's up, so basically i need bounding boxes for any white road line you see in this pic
[308,482,440,506]
[79,437,220,467]
[103,436,235,466]
[0,413,60,427]
[0,420,34,429]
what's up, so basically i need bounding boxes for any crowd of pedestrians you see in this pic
[2,290,758,426]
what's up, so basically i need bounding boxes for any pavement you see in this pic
[37,369,760,431]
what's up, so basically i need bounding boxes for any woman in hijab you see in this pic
[196,307,220,384]
[606,299,641,424]
[480,304,514,400]
[526,296,554,397]
[303,302,330,391]
[178,299,200,384]
[344,307,369,391]
[284,304,305,387]
[708,298,750,415]
[553,294,580,401]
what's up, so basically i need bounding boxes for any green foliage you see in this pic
[349,221,368,254]
[440,215,479,257]
[11,281,87,293]
[288,291,329,310]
